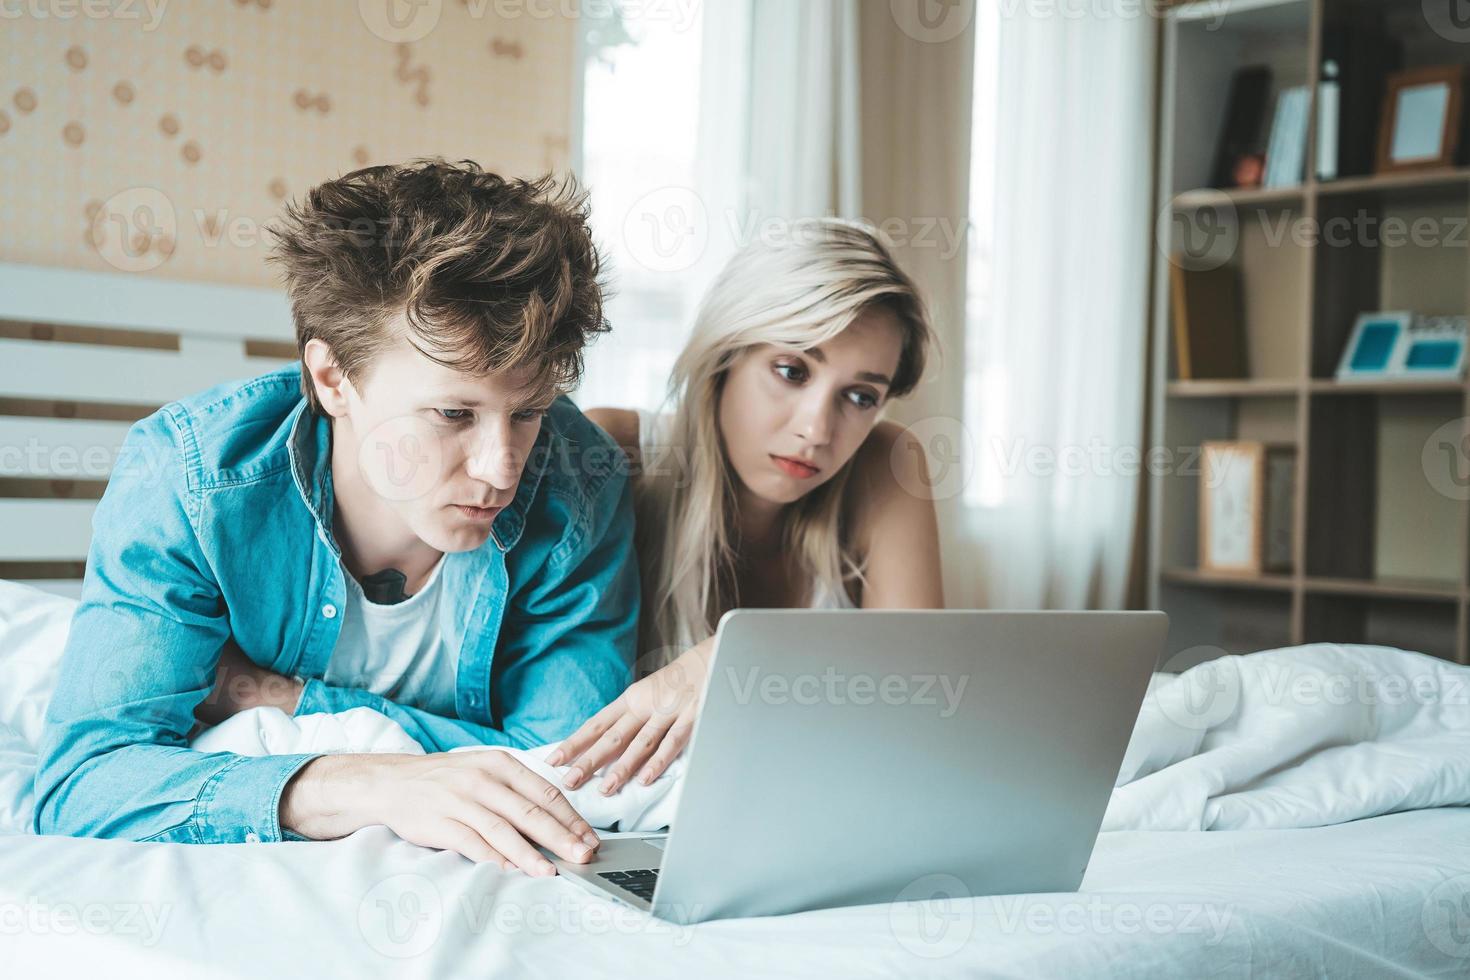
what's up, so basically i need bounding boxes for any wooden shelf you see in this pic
[1167,379,1300,397]
[1307,379,1467,396]
[1172,184,1304,209]
[1149,1,1470,665]
[1174,169,1470,209]
[1166,378,1467,398]
[1160,570,1464,603]
[1161,567,1295,592]
[1315,168,1470,200]
[1303,576,1461,602]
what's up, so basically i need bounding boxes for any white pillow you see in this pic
[0,580,79,834]
[0,580,77,749]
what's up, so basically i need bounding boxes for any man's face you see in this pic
[328,321,554,554]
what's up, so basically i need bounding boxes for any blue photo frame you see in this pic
[1335,312,1411,381]
[1396,315,1468,381]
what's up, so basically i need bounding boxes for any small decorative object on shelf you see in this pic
[1375,65,1466,175]
[1335,311,1467,382]
[1232,152,1264,189]
[1200,441,1295,576]
[1316,59,1339,181]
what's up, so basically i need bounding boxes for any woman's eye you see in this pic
[848,391,879,410]
[435,408,471,422]
[512,409,547,423]
[774,362,808,383]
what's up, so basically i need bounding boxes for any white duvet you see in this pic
[6,581,1470,979]
[4,580,1470,836]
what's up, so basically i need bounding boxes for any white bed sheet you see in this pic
[7,579,1470,976]
[4,808,1469,978]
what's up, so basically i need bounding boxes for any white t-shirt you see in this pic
[323,554,459,715]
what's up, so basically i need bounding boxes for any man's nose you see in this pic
[465,426,521,490]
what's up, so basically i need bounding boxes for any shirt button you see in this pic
[245,832,260,844]
[321,603,337,619]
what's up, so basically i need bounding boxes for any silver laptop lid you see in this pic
[652,609,1168,924]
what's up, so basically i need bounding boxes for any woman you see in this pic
[549,218,945,796]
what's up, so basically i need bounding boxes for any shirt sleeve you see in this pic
[292,462,639,752]
[30,409,321,844]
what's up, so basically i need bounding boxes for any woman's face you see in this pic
[717,305,904,506]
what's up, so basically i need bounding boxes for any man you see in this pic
[31,159,637,876]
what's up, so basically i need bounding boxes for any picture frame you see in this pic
[1335,311,1467,383]
[1200,441,1295,575]
[1397,315,1468,381]
[1335,311,1413,381]
[1375,65,1465,174]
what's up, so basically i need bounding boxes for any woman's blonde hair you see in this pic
[635,218,935,664]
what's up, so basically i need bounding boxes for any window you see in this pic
[573,3,709,414]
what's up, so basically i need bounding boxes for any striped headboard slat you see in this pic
[0,261,296,597]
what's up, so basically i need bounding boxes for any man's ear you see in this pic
[302,338,352,418]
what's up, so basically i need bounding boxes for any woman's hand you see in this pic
[194,640,304,729]
[548,637,715,795]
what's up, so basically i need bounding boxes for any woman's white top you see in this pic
[634,408,856,610]
[323,552,458,714]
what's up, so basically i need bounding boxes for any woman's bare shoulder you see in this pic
[584,407,641,460]
[851,419,912,488]
[847,419,928,540]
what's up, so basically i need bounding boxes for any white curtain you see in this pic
[960,4,1156,610]
[742,0,862,220]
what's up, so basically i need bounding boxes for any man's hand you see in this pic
[194,641,304,728]
[280,751,601,875]
[548,636,714,795]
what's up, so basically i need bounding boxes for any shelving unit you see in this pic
[1148,0,1470,669]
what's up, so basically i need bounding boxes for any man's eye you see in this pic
[512,408,548,423]
[436,408,472,422]
[774,363,808,383]
[848,390,879,410]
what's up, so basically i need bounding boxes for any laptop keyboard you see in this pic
[597,868,658,901]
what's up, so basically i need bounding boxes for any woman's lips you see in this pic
[771,454,820,479]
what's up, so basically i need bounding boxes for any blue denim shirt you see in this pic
[31,365,637,845]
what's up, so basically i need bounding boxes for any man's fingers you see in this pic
[452,801,557,876]
[562,712,645,790]
[547,700,622,767]
[488,754,601,849]
[637,718,694,786]
[600,715,676,795]
[439,818,512,869]
[467,774,596,866]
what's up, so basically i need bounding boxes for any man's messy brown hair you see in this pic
[267,158,609,416]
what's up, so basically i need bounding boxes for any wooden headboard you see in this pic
[0,261,297,597]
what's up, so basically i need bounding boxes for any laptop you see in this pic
[549,609,1168,925]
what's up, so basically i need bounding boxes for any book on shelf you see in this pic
[1170,263,1248,380]
[1264,85,1309,188]
[1211,66,1272,188]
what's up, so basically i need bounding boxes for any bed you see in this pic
[3,262,1470,978]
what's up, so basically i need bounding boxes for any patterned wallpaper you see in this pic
[0,0,577,287]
